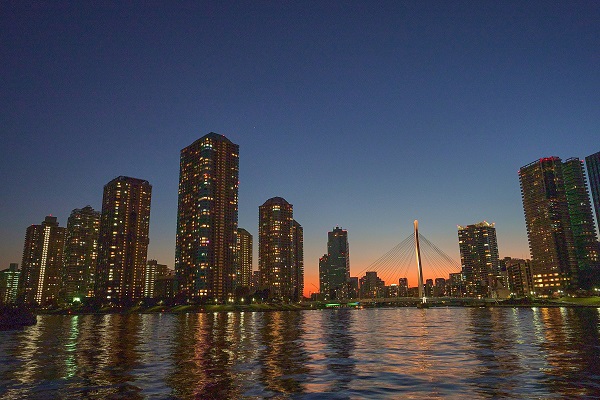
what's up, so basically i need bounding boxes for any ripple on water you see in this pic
[1,307,600,399]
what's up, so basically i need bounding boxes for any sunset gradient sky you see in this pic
[1,1,599,296]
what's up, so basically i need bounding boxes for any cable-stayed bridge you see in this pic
[345,221,478,306]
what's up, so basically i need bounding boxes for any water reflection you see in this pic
[1,307,600,399]
[258,311,310,396]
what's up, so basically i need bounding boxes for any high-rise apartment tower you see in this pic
[259,197,303,301]
[19,216,66,305]
[236,228,253,288]
[519,158,577,295]
[562,158,599,289]
[457,221,500,297]
[95,176,152,304]
[63,205,100,301]
[319,226,350,300]
[176,133,239,302]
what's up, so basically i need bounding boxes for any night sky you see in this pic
[1,1,599,295]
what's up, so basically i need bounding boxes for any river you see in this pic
[1,307,599,399]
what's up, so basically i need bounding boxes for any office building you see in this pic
[259,197,303,302]
[63,206,100,302]
[0,263,20,304]
[562,158,599,289]
[176,133,239,302]
[519,158,577,295]
[96,176,152,304]
[236,228,253,288]
[319,226,350,300]
[19,216,66,305]
[457,221,500,297]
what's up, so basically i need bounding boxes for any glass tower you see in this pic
[562,158,599,290]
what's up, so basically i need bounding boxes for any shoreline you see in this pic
[33,298,600,315]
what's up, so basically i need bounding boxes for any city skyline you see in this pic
[1,2,599,296]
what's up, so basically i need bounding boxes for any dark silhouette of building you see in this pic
[176,133,239,303]
[359,271,384,298]
[398,278,409,297]
[19,216,66,305]
[503,257,533,297]
[519,158,577,295]
[292,220,304,300]
[96,176,152,305]
[144,260,168,298]
[63,206,100,302]
[585,151,600,235]
[562,158,599,290]
[319,227,350,300]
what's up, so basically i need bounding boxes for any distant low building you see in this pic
[154,271,175,300]
[359,271,384,298]
[145,260,168,298]
[0,263,20,304]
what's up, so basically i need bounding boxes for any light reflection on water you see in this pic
[1,307,599,399]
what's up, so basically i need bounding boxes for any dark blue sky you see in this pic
[1,1,599,292]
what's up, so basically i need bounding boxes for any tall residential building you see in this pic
[19,216,66,305]
[236,228,253,288]
[519,158,577,295]
[176,133,239,302]
[144,260,168,298]
[63,206,100,302]
[0,263,20,304]
[292,220,304,300]
[259,197,303,302]
[457,221,500,297]
[562,158,599,289]
[319,227,350,300]
[585,151,600,233]
[95,176,152,305]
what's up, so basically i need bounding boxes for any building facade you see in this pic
[144,260,169,298]
[562,158,599,290]
[292,220,304,300]
[519,158,577,295]
[63,206,100,302]
[95,176,152,304]
[359,271,384,298]
[585,151,600,234]
[259,197,303,302]
[19,216,66,305]
[504,257,533,297]
[0,263,20,304]
[236,228,253,288]
[319,227,350,300]
[457,221,500,297]
[176,133,239,302]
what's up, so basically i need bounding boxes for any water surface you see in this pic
[1,307,599,399]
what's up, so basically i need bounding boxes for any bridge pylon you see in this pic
[414,220,426,304]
